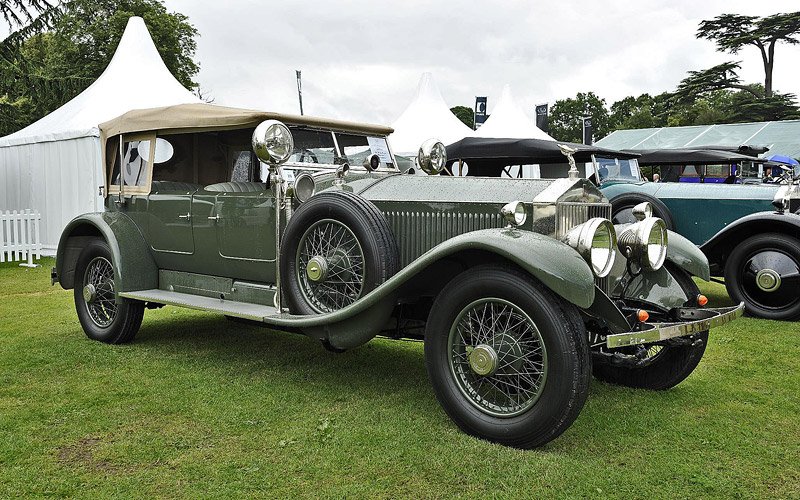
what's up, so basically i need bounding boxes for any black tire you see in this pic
[724,233,800,320]
[424,264,590,449]
[592,263,708,390]
[609,193,675,230]
[74,239,144,344]
[280,190,399,314]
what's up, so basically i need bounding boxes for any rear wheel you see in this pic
[425,265,590,449]
[724,233,800,320]
[74,239,144,344]
[592,263,708,390]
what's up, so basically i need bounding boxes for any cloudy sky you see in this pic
[13,1,800,126]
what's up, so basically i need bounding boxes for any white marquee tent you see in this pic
[475,84,554,140]
[389,72,474,155]
[0,16,200,252]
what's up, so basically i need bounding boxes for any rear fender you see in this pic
[56,212,157,294]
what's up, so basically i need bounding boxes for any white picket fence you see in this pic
[0,209,42,267]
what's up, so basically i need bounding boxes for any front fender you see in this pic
[269,228,596,349]
[56,212,158,294]
[700,211,800,270]
[666,230,710,281]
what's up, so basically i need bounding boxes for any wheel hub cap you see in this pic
[468,344,498,376]
[83,284,97,303]
[755,268,781,292]
[306,256,328,282]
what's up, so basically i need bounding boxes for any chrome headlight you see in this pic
[292,173,316,203]
[618,217,668,271]
[500,201,527,227]
[417,139,447,175]
[252,120,294,166]
[563,218,617,278]
[631,201,652,221]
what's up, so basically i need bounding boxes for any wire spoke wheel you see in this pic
[448,298,548,418]
[82,256,117,328]
[296,219,365,313]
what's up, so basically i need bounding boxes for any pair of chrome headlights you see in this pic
[501,201,668,278]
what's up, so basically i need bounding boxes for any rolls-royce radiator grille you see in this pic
[555,202,612,239]
[556,202,613,293]
[383,211,505,265]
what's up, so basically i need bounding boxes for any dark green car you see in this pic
[54,104,742,449]
[447,137,800,321]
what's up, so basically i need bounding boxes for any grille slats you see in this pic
[556,201,613,294]
[384,210,505,265]
[555,202,611,239]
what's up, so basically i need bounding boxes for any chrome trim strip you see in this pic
[605,302,744,348]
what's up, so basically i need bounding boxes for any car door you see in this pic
[148,186,195,255]
[212,186,277,283]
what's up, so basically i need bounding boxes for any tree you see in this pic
[1,0,50,28]
[548,92,609,143]
[697,12,800,98]
[450,105,474,129]
[0,0,199,135]
[609,93,672,130]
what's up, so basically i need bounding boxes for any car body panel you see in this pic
[601,181,779,245]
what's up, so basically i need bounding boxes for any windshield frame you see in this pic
[281,127,398,173]
[590,155,643,184]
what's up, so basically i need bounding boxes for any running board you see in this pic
[119,289,278,321]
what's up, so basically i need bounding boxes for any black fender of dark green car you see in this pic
[55,212,158,297]
[700,211,800,273]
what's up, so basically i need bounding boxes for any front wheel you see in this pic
[74,239,144,344]
[724,233,800,320]
[424,265,590,449]
[592,263,708,390]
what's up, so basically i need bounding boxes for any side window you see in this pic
[108,133,156,195]
[231,150,257,182]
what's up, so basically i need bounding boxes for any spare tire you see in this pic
[609,192,675,230]
[280,190,400,314]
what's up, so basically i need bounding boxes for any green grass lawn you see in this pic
[1,259,798,498]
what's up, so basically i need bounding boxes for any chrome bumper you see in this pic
[605,303,744,348]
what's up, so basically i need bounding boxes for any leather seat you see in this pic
[150,181,202,192]
[204,181,267,193]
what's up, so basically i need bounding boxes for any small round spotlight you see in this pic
[501,201,527,227]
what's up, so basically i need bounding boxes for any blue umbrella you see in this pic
[766,154,800,166]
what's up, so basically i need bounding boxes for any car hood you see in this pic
[348,174,607,205]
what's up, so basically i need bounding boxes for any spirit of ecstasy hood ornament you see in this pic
[558,144,580,180]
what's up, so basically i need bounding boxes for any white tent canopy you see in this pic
[475,84,554,140]
[389,72,474,155]
[0,16,200,251]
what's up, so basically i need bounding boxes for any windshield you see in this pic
[282,127,395,170]
[594,157,642,182]
[336,133,395,169]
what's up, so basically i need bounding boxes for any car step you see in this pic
[119,289,278,322]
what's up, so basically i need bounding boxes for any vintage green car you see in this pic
[54,104,742,448]
[446,137,800,321]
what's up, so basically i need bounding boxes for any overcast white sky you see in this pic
[9,1,800,125]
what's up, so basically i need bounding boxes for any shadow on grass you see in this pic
[130,312,431,399]
[122,310,713,440]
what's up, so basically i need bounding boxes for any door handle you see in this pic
[178,213,191,220]
[208,215,220,221]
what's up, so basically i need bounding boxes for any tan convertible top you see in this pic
[99,103,394,144]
